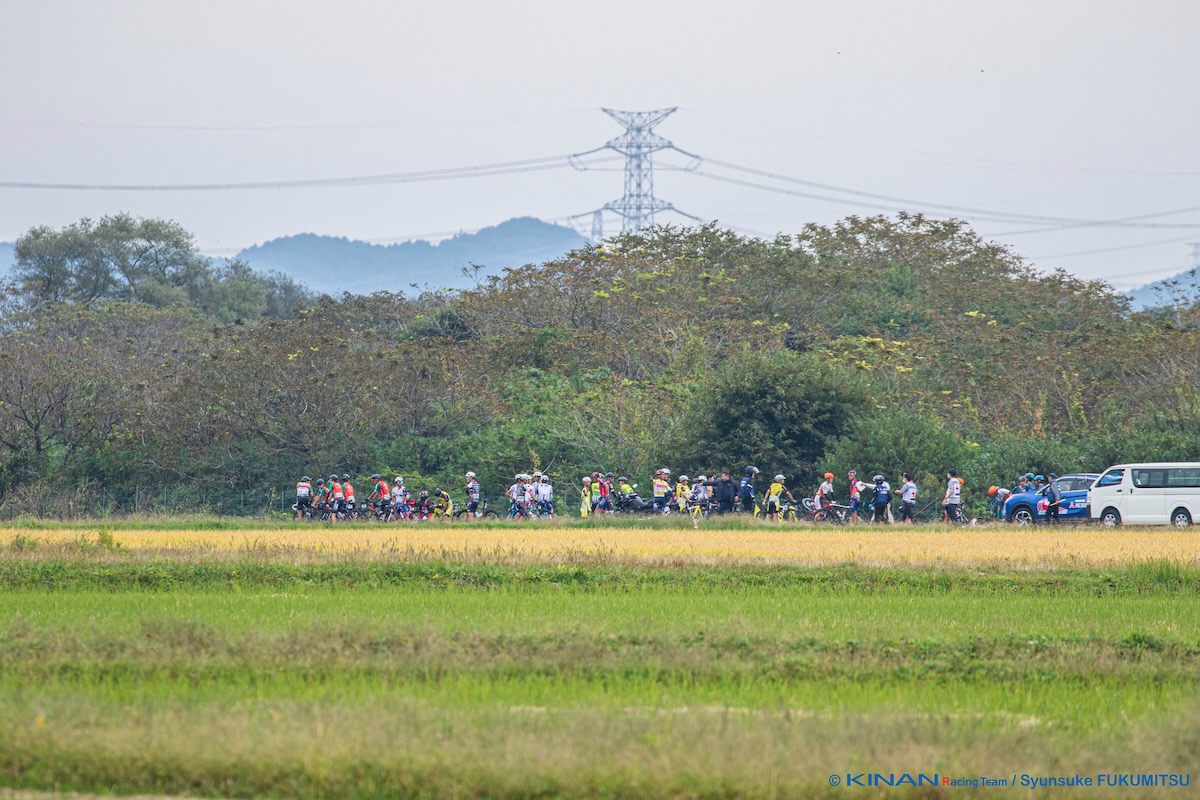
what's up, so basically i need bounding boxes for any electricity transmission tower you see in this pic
[570,107,702,239]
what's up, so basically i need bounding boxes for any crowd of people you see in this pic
[292,465,1001,524]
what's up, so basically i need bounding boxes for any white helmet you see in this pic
[465,471,476,478]
[662,468,671,475]
[774,474,785,482]
[695,475,707,482]
[395,476,404,484]
[679,475,689,482]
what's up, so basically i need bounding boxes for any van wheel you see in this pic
[1011,506,1035,526]
[1100,508,1121,527]
[1171,508,1192,528]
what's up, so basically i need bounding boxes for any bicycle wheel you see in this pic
[782,507,798,522]
[481,509,500,520]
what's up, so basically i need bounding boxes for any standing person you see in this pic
[464,472,481,521]
[846,470,869,523]
[705,472,737,514]
[764,474,795,522]
[870,474,891,523]
[533,474,554,517]
[593,472,611,516]
[739,466,760,513]
[312,478,330,516]
[392,477,408,520]
[900,472,917,524]
[944,469,963,524]
[295,476,312,521]
[1044,473,1062,524]
[580,476,593,518]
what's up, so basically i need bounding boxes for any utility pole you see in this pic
[571,108,702,237]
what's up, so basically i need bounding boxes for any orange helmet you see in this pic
[987,485,998,496]
[824,472,834,480]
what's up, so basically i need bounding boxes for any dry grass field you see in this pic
[9,521,1197,567]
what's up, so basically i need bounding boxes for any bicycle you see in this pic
[453,498,501,521]
[806,500,850,524]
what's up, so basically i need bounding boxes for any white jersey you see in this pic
[508,483,524,502]
[945,478,961,504]
[533,483,553,502]
[901,481,917,503]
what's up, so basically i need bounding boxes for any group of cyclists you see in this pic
[293,465,976,524]
[293,473,464,522]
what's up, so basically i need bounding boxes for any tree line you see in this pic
[2,212,1197,517]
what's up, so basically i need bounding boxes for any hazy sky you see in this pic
[3,0,1198,288]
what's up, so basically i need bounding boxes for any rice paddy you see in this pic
[2,521,1198,798]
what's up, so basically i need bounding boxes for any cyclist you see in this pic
[392,476,409,519]
[764,474,794,522]
[295,476,312,521]
[464,472,481,520]
[617,476,634,495]
[674,474,690,514]
[652,469,672,513]
[341,474,355,515]
[414,490,433,520]
[312,478,331,516]
[814,472,836,510]
[432,487,453,518]
[508,474,527,519]
[846,470,870,523]
[367,474,390,519]
[987,484,1011,519]
[327,474,343,523]
[533,474,554,517]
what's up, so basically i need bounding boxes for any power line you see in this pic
[698,157,1200,231]
[0,155,599,192]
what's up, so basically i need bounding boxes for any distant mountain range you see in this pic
[235,217,586,294]
[0,225,1193,309]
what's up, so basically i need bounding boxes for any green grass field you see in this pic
[2,532,1199,798]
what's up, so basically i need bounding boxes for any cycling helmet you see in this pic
[873,474,884,482]
[533,471,543,479]
[695,475,707,482]
[540,475,549,482]
[987,485,998,496]
[395,476,404,484]
[605,472,615,479]
[301,476,311,483]
[370,473,380,480]
[1048,473,1058,480]
[774,474,785,482]
[465,471,476,478]
[618,476,628,483]
[1025,472,1035,480]
[662,468,671,475]
[824,472,834,480]
[746,466,759,475]
[419,490,428,497]
[316,478,325,485]
[592,472,600,479]
[679,475,689,482]
[434,488,441,495]
[848,470,857,477]
[1035,474,1045,482]
[582,476,592,483]
[329,474,338,481]
[342,473,350,481]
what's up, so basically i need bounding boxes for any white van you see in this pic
[1089,463,1200,527]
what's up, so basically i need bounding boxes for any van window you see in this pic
[1096,469,1124,488]
[1133,469,1166,488]
[1166,468,1200,488]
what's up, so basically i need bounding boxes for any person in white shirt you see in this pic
[533,475,554,516]
[900,472,918,524]
[943,469,962,523]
